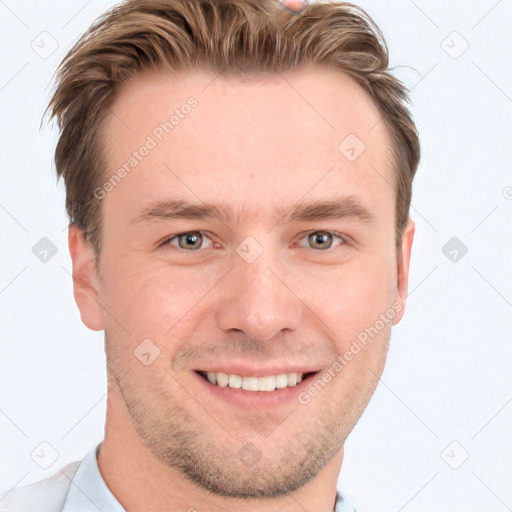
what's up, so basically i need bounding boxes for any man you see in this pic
[0,0,419,510]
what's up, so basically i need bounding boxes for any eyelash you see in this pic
[157,230,348,252]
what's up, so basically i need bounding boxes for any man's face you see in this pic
[73,68,413,498]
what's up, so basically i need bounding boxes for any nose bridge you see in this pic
[214,244,302,342]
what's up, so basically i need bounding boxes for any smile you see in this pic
[197,371,316,391]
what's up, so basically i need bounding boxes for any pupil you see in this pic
[311,231,331,249]
[182,233,201,249]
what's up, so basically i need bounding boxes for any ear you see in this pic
[392,218,415,325]
[68,225,105,331]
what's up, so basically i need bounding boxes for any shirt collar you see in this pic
[335,489,358,511]
[62,442,125,512]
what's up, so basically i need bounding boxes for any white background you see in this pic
[1,1,511,511]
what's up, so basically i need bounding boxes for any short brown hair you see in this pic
[43,0,420,262]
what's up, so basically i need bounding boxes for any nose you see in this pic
[214,247,302,343]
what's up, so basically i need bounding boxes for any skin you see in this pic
[69,67,415,512]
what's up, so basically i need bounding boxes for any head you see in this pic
[45,0,419,501]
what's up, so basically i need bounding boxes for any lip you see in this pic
[193,369,319,409]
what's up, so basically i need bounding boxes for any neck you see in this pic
[97,391,344,512]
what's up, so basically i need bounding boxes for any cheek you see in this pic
[315,256,396,349]
[100,258,221,340]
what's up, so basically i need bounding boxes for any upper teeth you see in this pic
[205,371,304,391]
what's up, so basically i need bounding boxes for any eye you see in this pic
[159,231,215,251]
[158,230,347,253]
[297,230,347,250]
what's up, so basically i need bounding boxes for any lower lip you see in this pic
[193,371,318,409]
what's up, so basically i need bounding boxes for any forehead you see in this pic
[100,67,394,224]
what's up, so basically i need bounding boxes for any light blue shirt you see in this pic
[0,442,358,511]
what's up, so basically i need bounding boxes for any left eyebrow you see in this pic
[280,196,377,224]
[130,195,377,226]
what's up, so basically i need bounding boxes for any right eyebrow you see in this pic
[131,199,234,225]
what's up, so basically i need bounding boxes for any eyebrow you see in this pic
[131,196,376,226]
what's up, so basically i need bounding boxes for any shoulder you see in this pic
[0,460,81,512]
